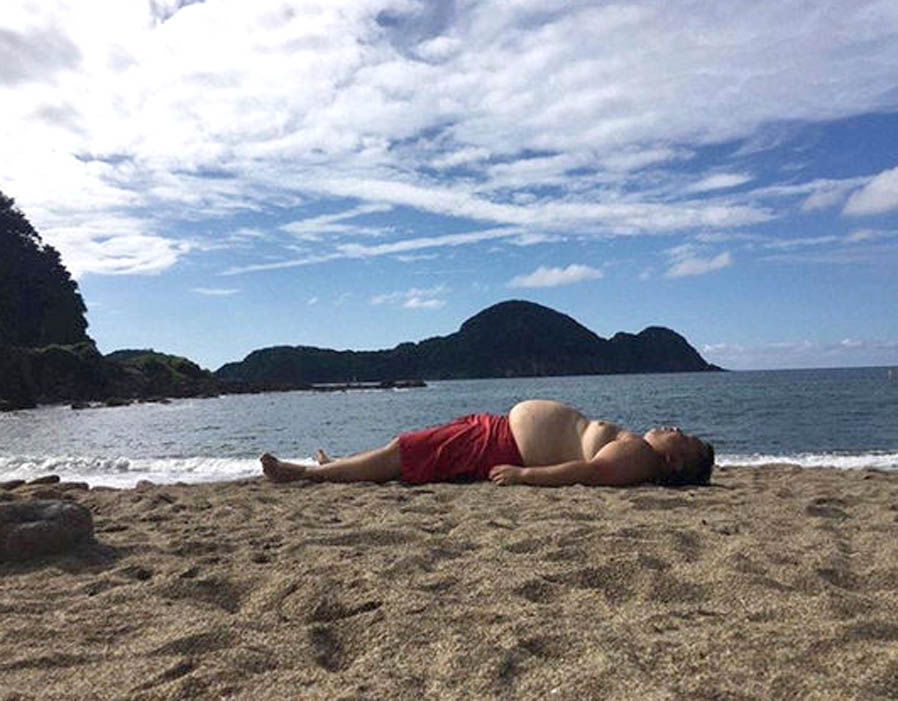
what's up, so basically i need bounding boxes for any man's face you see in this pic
[644,426,705,468]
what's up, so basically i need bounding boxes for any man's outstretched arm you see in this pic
[489,439,661,487]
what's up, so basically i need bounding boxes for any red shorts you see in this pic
[398,413,523,484]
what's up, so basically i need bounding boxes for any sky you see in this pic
[2,0,898,371]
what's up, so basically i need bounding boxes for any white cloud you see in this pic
[762,242,898,265]
[311,177,771,233]
[191,287,239,296]
[431,147,490,169]
[685,173,753,193]
[395,253,439,262]
[45,216,192,278]
[694,231,765,244]
[749,176,869,208]
[701,337,898,369]
[403,297,445,310]
[2,0,898,278]
[843,166,898,216]
[599,147,688,172]
[370,284,448,309]
[508,232,563,246]
[280,203,393,240]
[337,227,520,260]
[801,183,855,211]
[762,235,840,250]
[847,228,895,242]
[665,246,733,278]
[508,264,603,288]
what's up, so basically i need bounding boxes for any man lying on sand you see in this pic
[260,399,714,487]
[261,399,714,488]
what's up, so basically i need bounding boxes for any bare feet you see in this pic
[260,452,306,483]
[315,449,332,465]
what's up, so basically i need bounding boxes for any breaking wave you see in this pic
[0,455,317,488]
[718,452,898,471]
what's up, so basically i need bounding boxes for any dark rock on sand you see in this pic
[0,499,95,561]
[28,475,61,485]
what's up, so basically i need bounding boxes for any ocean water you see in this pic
[1,367,896,487]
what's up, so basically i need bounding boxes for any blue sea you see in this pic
[2,367,896,487]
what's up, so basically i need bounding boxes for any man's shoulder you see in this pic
[588,434,662,485]
[595,433,658,465]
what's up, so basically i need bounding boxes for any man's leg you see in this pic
[260,438,402,483]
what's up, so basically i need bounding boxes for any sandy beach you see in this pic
[2,465,897,700]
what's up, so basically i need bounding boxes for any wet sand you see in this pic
[2,465,898,700]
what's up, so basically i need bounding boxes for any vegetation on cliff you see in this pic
[0,193,218,408]
[0,191,89,347]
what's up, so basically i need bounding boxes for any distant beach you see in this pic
[2,465,897,698]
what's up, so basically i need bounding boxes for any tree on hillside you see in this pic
[0,190,90,346]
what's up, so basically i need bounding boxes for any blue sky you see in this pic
[2,0,897,371]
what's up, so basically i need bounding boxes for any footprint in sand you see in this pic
[513,579,558,604]
[503,538,543,554]
[309,625,350,672]
[630,495,691,511]
[155,575,243,613]
[305,529,420,548]
[543,565,637,604]
[150,628,234,656]
[806,497,851,520]
[305,597,382,624]
[671,529,702,562]
[650,572,710,604]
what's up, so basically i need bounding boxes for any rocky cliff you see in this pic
[0,192,220,409]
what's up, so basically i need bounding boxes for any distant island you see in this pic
[0,189,720,410]
[217,300,721,384]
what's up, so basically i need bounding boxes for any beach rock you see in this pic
[27,488,68,501]
[57,481,90,491]
[104,397,132,408]
[1,480,26,491]
[28,474,60,485]
[0,499,95,561]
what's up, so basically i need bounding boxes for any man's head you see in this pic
[643,426,714,486]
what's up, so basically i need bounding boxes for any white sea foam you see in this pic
[718,452,898,471]
[0,455,317,488]
[1,451,895,489]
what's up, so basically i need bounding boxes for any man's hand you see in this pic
[489,464,524,485]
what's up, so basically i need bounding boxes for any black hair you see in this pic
[657,441,714,487]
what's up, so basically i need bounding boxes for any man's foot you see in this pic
[315,449,332,465]
[260,452,306,483]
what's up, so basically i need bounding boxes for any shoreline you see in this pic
[2,465,898,698]
[2,459,898,492]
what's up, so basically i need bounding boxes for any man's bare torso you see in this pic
[508,399,641,466]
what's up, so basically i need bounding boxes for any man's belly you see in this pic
[508,400,593,466]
